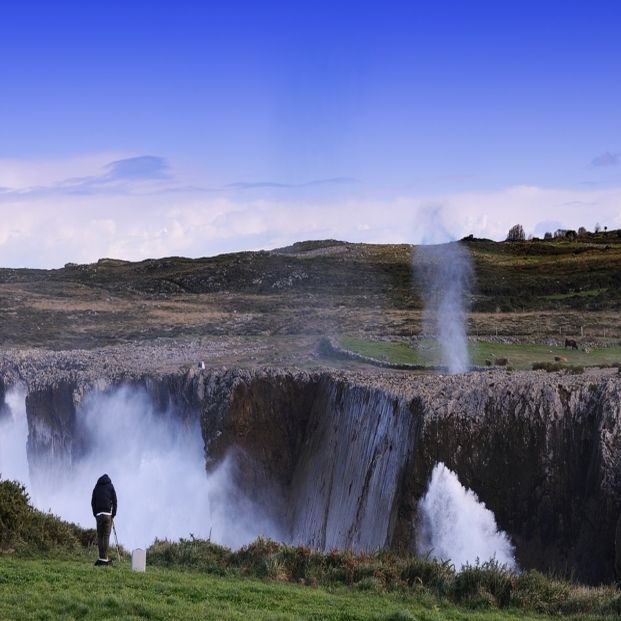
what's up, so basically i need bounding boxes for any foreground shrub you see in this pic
[0,479,84,552]
[512,570,620,615]
[400,556,454,596]
[276,544,317,582]
[235,537,283,577]
[0,479,32,548]
[453,559,515,608]
[511,570,570,613]
[148,536,234,575]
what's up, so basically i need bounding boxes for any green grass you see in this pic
[339,337,428,365]
[339,337,621,371]
[3,461,621,620]
[469,342,621,370]
[0,555,554,621]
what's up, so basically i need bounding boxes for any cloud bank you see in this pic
[1,154,620,268]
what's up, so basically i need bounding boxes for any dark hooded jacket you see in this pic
[91,474,117,517]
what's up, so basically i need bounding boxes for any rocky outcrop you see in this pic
[9,364,621,583]
[21,370,205,486]
[200,369,319,487]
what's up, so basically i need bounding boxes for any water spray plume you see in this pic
[414,242,474,373]
[416,463,516,570]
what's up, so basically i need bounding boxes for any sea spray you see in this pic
[0,386,30,486]
[9,384,282,550]
[414,242,474,373]
[417,463,516,570]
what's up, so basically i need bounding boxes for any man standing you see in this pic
[91,473,117,566]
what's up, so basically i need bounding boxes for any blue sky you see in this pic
[1,1,620,267]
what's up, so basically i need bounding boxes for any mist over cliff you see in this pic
[5,383,281,550]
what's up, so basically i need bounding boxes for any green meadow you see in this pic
[0,554,617,621]
[339,336,621,371]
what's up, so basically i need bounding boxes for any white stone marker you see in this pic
[132,548,146,572]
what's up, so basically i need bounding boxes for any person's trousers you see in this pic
[96,514,112,560]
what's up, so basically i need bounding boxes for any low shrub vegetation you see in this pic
[148,537,621,615]
[0,479,93,553]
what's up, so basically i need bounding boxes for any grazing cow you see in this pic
[554,356,568,362]
[565,338,579,350]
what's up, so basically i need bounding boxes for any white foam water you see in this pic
[417,462,516,570]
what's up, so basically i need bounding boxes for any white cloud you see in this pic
[1,156,620,268]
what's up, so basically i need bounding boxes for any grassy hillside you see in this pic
[2,548,621,621]
[2,233,621,308]
[0,556,560,621]
[2,233,620,309]
[2,480,621,620]
[467,235,621,312]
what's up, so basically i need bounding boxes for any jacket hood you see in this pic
[96,474,111,486]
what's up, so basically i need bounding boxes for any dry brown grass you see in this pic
[1,237,621,350]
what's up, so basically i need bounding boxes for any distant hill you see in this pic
[0,234,620,348]
[2,234,621,311]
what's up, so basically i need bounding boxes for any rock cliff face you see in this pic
[26,381,79,477]
[404,373,621,584]
[0,376,7,420]
[287,377,418,551]
[4,366,621,583]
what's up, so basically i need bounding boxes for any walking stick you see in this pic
[111,519,122,563]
